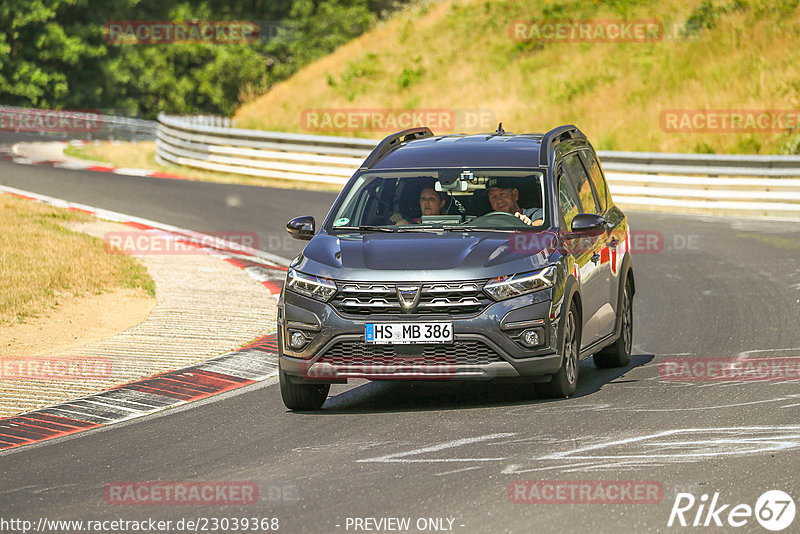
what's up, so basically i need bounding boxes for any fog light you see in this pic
[521,328,541,347]
[289,331,307,349]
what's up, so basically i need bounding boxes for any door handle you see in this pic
[606,237,619,248]
[591,252,601,264]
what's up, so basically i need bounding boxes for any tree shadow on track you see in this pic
[297,353,654,414]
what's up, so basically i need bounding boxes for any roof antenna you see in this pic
[495,122,505,135]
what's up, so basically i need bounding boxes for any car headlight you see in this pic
[483,266,556,301]
[286,268,337,302]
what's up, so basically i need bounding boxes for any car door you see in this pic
[579,149,625,317]
[557,162,600,349]
[561,152,615,345]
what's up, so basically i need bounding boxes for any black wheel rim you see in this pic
[622,286,632,355]
[565,311,578,385]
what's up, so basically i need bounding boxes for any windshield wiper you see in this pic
[442,226,516,233]
[334,225,397,233]
[395,227,442,233]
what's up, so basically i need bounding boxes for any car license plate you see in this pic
[365,322,453,344]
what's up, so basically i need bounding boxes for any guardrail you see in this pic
[156,113,371,185]
[0,105,157,142]
[156,114,800,216]
[597,150,800,177]
[93,113,157,141]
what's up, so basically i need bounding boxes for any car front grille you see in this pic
[318,340,504,366]
[330,281,493,316]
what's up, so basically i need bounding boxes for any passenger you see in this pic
[485,177,544,225]
[390,184,447,225]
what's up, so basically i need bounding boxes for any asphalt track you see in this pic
[0,133,335,261]
[2,147,800,533]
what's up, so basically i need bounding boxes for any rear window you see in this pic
[563,153,600,215]
[579,150,609,213]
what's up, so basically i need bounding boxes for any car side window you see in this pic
[557,166,581,230]
[564,153,600,215]
[579,150,608,213]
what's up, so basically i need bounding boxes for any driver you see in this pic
[486,177,544,225]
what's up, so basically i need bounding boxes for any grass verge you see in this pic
[64,142,344,192]
[0,195,155,326]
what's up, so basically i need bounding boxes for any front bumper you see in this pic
[278,288,564,382]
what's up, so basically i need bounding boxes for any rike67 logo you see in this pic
[668,490,796,531]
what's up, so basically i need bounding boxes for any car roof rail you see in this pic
[539,125,586,166]
[360,127,434,169]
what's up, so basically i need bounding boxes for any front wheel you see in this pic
[535,301,580,398]
[279,367,330,411]
[593,278,633,368]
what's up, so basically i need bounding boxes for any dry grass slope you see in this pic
[235,0,800,154]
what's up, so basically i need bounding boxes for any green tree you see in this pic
[0,0,392,118]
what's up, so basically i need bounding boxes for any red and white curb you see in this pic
[0,336,278,451]
[0,185,289,452]
[0,141,187,180]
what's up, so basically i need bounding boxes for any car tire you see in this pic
[279,367,330,411]
[535,301,580,398]
[593,278,633,368]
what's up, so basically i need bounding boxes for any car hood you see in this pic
[292,231,559,282]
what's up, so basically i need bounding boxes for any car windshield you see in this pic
[327,168,548,232]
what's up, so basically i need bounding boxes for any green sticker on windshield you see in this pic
[333,217,349,226]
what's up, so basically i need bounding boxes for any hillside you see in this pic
[234,0,800,154]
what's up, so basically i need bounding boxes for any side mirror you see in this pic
[287,216,315,240]
[570,213,606,237]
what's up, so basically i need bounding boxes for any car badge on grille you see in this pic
[397,285,421,312]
